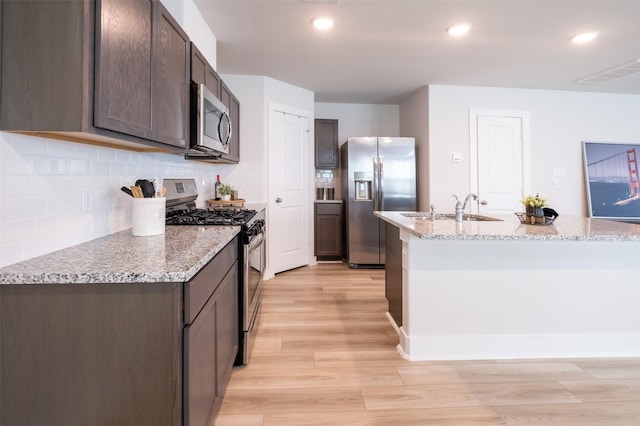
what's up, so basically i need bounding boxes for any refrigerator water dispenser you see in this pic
[354,172,372,200]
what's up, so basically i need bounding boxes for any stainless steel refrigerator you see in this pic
[341,137,417,267]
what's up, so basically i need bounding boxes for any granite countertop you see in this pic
[0,226,240,285]
[375,211,640,241]
[314,199,343,203]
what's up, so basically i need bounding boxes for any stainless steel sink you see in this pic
[437,213,502,222]
[401,212,503,222]
[400,212,433,218]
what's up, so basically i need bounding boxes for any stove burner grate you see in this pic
[166,207,257,227]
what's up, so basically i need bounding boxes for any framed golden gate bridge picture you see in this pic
[583,141,640,222]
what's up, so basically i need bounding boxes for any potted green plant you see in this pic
[520,193,547,223]
[218,183,234,201]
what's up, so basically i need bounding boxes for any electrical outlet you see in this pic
[81,187,94,212]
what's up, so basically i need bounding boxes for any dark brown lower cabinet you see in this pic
[314,202,343,260]
[385,223,402,326]
[183,239,239,426]
[0,238,239,426]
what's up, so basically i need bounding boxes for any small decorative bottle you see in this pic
[214,175,221,200]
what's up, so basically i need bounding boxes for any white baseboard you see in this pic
[397,327,640,361]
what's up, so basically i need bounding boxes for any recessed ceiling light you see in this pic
[447,23,472,37]
[571,31,599,44]
[312,16,334,30]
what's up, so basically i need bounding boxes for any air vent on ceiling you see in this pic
[576,59,640,85]
[299,0,338,4]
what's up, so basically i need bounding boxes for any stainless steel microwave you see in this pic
[188,83,231,156]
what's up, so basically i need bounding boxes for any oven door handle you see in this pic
[247,231,265,252]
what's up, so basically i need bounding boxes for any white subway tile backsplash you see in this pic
[0,197,13,221]
[1,152,36,175]
[1,132,226,267]
[96,146,118,161]
[9,134,45,154]
[0,240,22,267]
[0,175,23,197]
[1,216,39,243]
[46,139,77,157]
[68,159,90,175]
[75,143,98,160]
[92,160,110,176]
[35,157,66,175]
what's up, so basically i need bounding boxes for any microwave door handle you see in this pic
[218,111,231,147]
[198,86,205,145]
[225,111,232,146]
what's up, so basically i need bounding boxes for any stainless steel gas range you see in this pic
[164,178,265,365]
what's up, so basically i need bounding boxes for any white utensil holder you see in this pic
[132,197,166,236]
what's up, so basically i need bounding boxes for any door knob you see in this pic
[275,197,282,203]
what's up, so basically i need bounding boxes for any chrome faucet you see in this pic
[452,193,478,222]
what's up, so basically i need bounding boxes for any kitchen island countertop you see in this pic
[376,210,640,362]
[374,211,640,241]
[0,226,240,284]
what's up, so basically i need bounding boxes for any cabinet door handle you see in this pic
[275,197,283,203]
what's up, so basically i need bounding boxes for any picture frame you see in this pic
[582,141,640,222]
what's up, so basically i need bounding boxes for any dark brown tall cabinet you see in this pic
[315,119,339,169]
[1,0,189,151]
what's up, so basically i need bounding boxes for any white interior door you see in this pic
[471,111,529,215]
[268,106,310,274]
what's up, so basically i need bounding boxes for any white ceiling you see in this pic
[194,0,640,104]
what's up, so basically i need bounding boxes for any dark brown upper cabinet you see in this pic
[1,0,189,152]
[153,4,190,147]
[220,81,240,164]
[190,43,221,99]
[189,43,239,164]
[315,119,339,169]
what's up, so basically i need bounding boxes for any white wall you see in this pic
[410,85,640,216]
[220,75,315,205]
[161,0,217,68]
[220,75,315,277]
[315,103,400,145]
[217,75,268,203]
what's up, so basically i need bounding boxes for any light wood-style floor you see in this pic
[216,263,640,425]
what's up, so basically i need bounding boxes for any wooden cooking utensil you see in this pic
[130,185,143,198]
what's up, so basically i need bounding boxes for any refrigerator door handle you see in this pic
[372,157,379,210]
[378,157,384,210]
